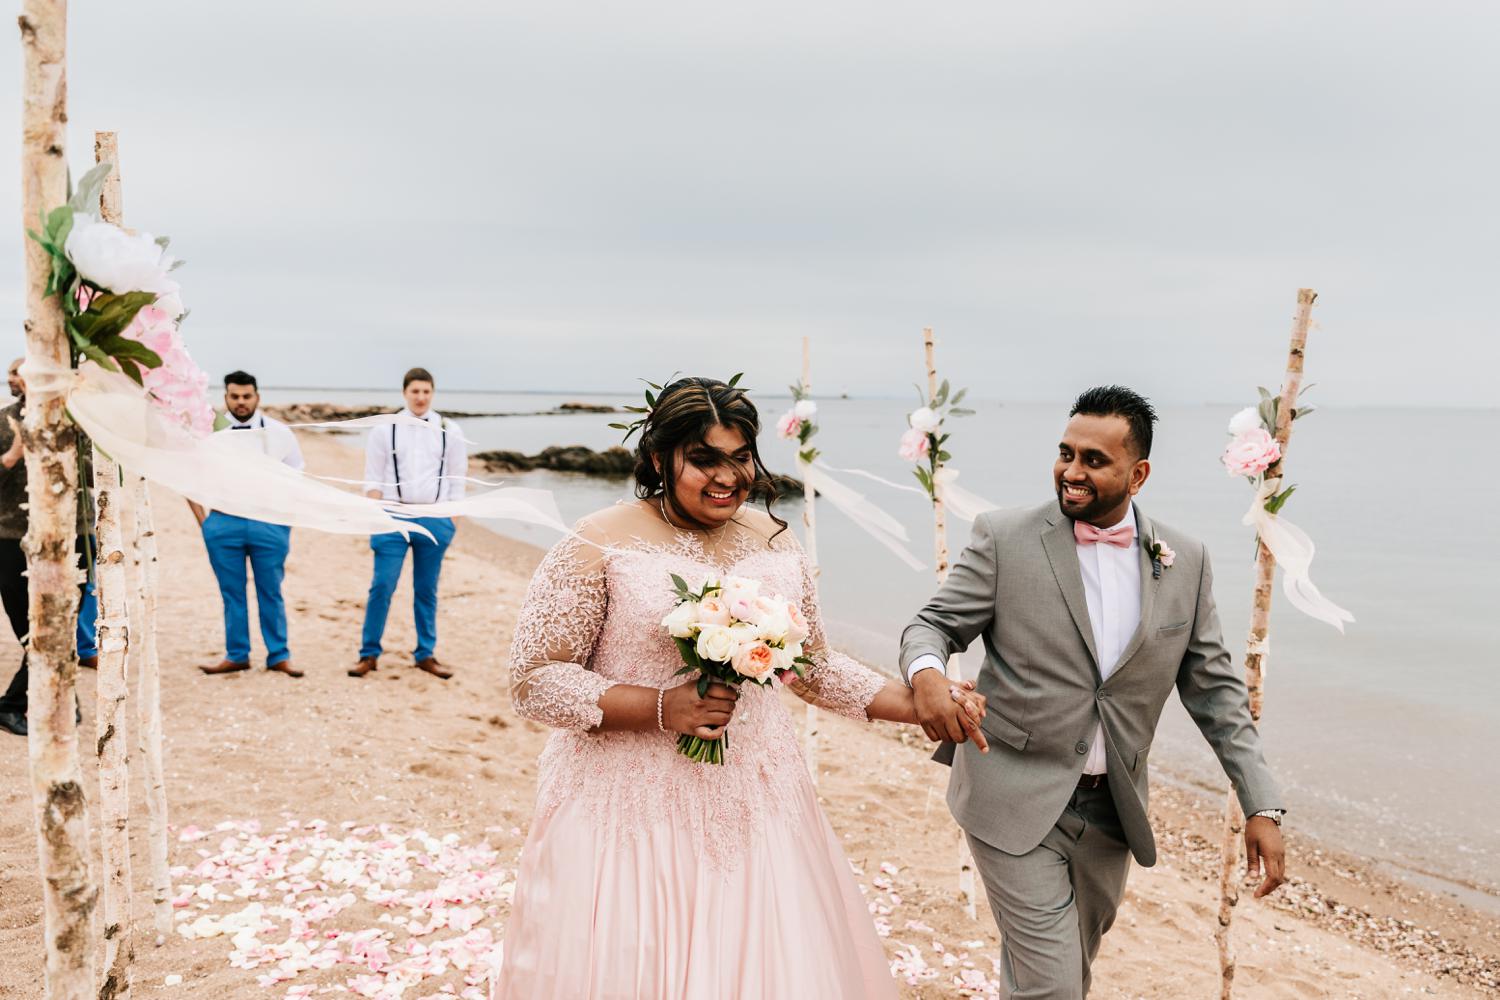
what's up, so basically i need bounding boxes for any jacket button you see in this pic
[1075,741,1088,754]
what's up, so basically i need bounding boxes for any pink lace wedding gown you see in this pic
[493,503,898,1000]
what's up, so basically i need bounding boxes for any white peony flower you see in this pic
[694,625,737,664]
[65,214,183,312]
[661,602,700,639]
[1227,406,1263,437]
[793,399,818,420]
[719,576,761,619]
[908,406,941,434]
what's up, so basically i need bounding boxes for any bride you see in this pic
[493,376,987,999]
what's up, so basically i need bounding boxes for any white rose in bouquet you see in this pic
[748,595,790,643]
[783,602,810,644]
[908,406,941,434]
[793,399,818,420]
[65,214,183,311]
[728,621,761,649]
[769,643,796,676]
[719,576,761,619]
[694,625,737,664]
[661,602,700,639]
[694,596,732,627]
[1227,406,1263,437]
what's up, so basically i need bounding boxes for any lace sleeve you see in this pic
[787,546,887,721]
[508,523,615,730]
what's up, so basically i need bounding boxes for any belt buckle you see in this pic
[1078,773,1106,790]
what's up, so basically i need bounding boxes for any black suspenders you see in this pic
[391,420,446,504]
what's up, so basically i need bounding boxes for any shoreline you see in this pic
[0,430,1493,997]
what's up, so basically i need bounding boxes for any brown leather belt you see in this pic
[1077,773,1108,790]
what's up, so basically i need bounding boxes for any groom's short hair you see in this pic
[1070,385,1157,459]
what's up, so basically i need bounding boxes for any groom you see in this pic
[902,386,1286,998]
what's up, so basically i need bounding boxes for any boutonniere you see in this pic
[1148,537,1175,579]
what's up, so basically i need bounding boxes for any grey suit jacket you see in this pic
[900,501,1281,867]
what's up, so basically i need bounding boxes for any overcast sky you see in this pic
[0,1,1494,406]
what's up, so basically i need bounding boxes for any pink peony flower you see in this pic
[731,640,775,680]
[775,410,802,439]
[1221,428,1281,478]
[898,427,930,463]
[119,304,215,438]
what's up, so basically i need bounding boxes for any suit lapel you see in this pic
[1109,505,1162,677]
[1040,511,1100,674]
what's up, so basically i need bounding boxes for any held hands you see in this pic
[662,679,739,741]
[912,669,989,752]
[1245,815,1287,898]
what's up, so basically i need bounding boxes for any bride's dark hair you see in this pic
[633,376,787,541]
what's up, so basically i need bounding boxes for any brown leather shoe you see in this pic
[348,656,378,678]
[200,659,251,676]
[414,657,453,679]
[266,660,304,678]
[78,655,98,670]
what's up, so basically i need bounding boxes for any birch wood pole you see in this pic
[1215,288,1316,1000]
[798,337,821,784]
[922,327,977,921]
[20,3,99,997]
[90,131,134,1000]
[127,471,169,940]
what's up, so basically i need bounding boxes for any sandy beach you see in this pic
[1,430,1496,999]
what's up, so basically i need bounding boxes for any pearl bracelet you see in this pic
[656,688,667,733]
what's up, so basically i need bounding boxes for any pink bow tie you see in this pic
[1074,520,1135,548]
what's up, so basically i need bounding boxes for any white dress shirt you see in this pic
[363,409,467,504]
[1075,503,1141,774]
[906,503,1142,775]
[223,411,305,471]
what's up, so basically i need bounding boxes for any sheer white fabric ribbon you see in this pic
[30,359,569,538]
[1243,477,1354,632]
[932,468,1000,523]
[800,460,924,570]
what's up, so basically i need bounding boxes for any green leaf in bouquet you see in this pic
[670,572,689,592]
[673,636,702,669]
[644,389,657,408]
[1263,484,1298,515]
[76,343,120,376]
[696,675,710,699]
[95,332,163,373]
[950,387,967,406]
[607,422,632,431]
[726,372,744,388]
[72,290,157,345]
[66,162,113,216]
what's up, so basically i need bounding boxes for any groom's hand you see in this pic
[912,671,988,751]
[1245,816,1286,898]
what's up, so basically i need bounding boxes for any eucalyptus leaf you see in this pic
[67,161,113,215]
[950,407,976,417]
[950,387,967,406]
[1257,386,1271,400]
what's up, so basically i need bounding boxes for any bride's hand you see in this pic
[662,679,739,740]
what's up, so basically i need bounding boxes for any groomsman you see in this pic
[0,356,99,737]
[191,371,305,678]
[350,367,465,680]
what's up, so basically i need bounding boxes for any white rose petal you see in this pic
[793,399,818,420]
[694,625,737,664]
[1227,406,1263,437]
[661,602,699,639]
[64,213,182,304]
[908,406,941,434]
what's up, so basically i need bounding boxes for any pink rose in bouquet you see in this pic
[694,596,732,627]
[898,427,930,462]
[1222,428,1281,478]
[731,641,776,680]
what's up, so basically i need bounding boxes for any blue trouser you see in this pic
[202,512,292,666]
[359,516,455,662]
[76,574,97,659]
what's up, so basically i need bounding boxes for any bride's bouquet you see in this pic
[660,573,811,763]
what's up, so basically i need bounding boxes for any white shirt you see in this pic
[905,503,1142,775]
[363,409,467,504]
[222,411,304,471]
[1074,503,1142,774]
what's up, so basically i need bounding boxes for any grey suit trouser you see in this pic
[966,785,1132,1000]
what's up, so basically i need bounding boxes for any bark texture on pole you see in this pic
[20,3,98,997]
[798,337,820,785]
[1215,288,1316,1000]
[128,473,170,940]
[922,327,977,921]
[90,130,133,1000]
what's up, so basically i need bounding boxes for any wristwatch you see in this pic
[1250,809,1285,826]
